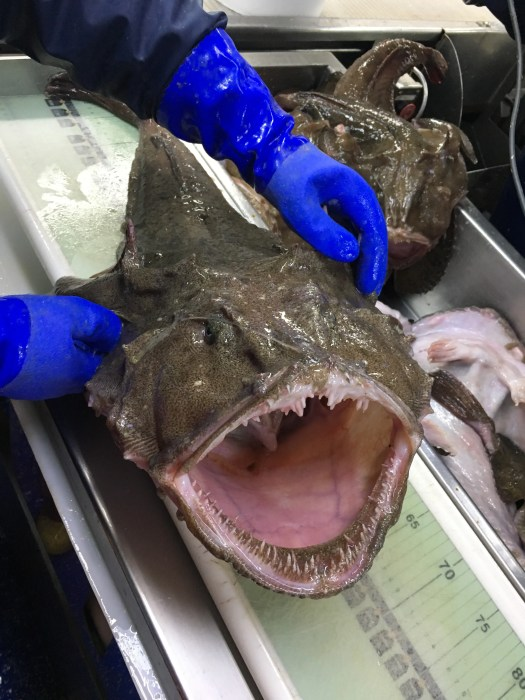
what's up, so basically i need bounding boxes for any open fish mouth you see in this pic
[154,365,420,598]
[387,227,432,269]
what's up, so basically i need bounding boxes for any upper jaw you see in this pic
[155,362,422,597]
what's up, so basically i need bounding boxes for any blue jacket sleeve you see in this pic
[0,0,227,119]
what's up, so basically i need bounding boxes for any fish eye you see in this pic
[203,321,217,345]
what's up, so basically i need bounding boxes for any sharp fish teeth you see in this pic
[294,397,307,416]
[326,388,345,409]
[356,397,369,412]
[247,413,280,451]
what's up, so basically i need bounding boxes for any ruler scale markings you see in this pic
[379,483,525,699]
[389,559,466,622]
[497,685,517,700]
[397,523,445,553]
[415,573,479,636]
[390,574,442,611]
[353,574,447,699]
[473,624,525,695]
[343,577,445,699]
[380,536,455,606]
[432,627,478,667]
[473,642,525,698]
[381,570,440,616]
[380,564,459,624]
[501,636,525,662]
[374,553,433,603]
[374,572,476,692]
[382,517,435,557]
[441,620,518,692]
[495,646,525,699]
[422,597,482,659]
[398,511,435,537]
[472,625,522,696]
[388,501,435,540]
[463,651,520,699]
[432,627,486,666]
[430,591,497,660]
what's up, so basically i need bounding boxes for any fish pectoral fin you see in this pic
[430,369,498,456]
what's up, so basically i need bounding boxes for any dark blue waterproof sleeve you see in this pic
[0,0,227,118]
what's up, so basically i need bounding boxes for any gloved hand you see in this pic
[0,295,121,400]
[157,28,388,295]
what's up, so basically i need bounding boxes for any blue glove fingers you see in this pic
[0,295,121,400]
[278,190,360,262]
[318,172,389,295]
[67,297,123,355]
[264,143,388,294]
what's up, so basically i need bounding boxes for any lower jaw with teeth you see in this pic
[162,373,419,597]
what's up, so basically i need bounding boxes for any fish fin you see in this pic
[414,118,476,164]
[393,224,455,295]
[54,276,92,295]
[45,72,140,127]
[491,434,525,505]
[115,218,143,271]
[430,369,498,456]
[334,39,447,113]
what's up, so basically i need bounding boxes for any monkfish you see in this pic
[379,301,525,563]
[54,107,431,596]
[276,39,475,292]
[411,307,525,558]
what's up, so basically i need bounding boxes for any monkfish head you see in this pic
[279,38,475,274]
[81,270,430,598]
[55,116,431,597]
[382,118,471,270]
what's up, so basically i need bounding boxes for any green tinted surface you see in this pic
[240,483,525,699]
[0,94,137,277]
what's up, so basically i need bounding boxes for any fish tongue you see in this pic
[247,413,284,451]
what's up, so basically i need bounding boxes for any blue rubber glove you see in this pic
[0,295,122,400]
[157,28,388,295]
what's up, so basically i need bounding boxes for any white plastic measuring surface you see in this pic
[1,82,525,700]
